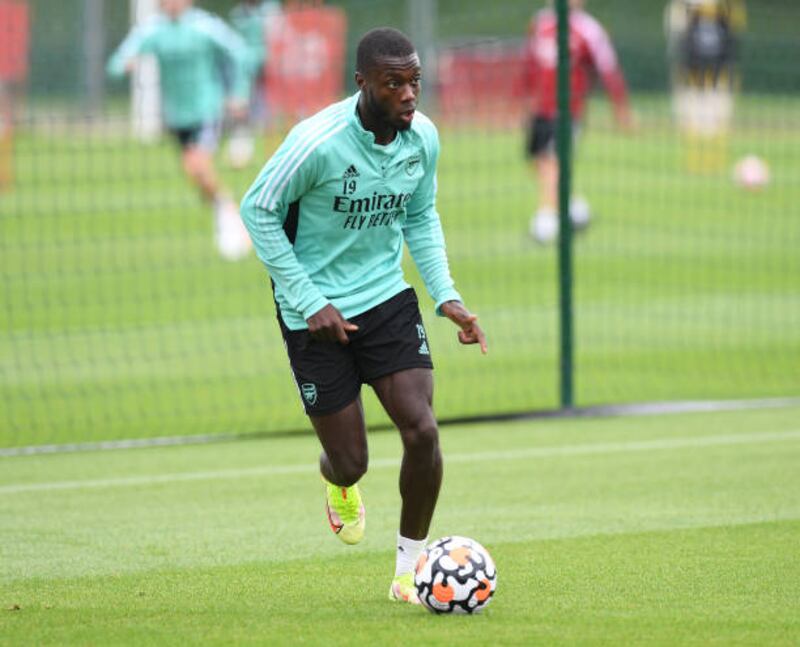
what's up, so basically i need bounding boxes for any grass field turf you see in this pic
[2,405,799,645]
[1,95,799,447]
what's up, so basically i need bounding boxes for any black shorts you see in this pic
[168,122,221,152]
[524,115,581,158]
[279,288,434,416]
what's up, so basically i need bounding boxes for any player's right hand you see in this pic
[226,99,248,122]
[616,107,639,133]
[307,304,359,345]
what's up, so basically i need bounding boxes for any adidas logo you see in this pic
[343,164,360,179]
[418,341,430,356]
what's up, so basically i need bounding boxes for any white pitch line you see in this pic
[2,430,799,495]
[4,397,799,458]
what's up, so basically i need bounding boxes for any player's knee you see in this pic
[401,420,440,460]
[328,450,368,486]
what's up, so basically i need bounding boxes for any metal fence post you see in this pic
[556,0,574,410]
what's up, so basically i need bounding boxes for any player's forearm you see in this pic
[224,48,252,102]
[603,70,629,110]
[106,51,133,78]
[230,64,252,103]
[265,250,329,320]
[106,29,147,79]
[241,208,329,319]
[213,24,252,102]
[405,216,462,314]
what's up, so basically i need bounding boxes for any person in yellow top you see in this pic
[664,0,747,172]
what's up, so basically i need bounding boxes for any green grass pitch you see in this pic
[1,94,799,447]
[2,405,799,645]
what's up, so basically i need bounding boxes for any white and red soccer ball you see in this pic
[733,155,770,190]
[414,535,497,614]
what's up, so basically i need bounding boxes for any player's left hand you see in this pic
[440,301,488,354]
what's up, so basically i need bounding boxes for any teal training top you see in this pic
[240,93,462,331]
[107,8,250,128]
[228,1,281,78]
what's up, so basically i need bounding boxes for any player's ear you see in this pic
[355,71,366,90]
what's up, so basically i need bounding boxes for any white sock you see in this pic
[395,533,427,577]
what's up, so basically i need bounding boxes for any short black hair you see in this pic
[356,27,416,74]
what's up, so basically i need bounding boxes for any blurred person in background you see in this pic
[0,0,28,192]
[665,0,746,173]
[240,27,487,605]
[520,0,633,244]
[226,0,283,169]
[107,0,253,261]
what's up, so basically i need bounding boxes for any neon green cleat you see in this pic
[388,572,421,605]
[323,478,365,545]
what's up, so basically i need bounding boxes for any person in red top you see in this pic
[520,0,633,243]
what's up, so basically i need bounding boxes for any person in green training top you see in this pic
[107,0,253,261]
[226,0,282,168]
[240,27,487,605]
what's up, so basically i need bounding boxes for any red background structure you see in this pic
[0,0,29,82]
[265,4,347,122]
[437,42,526,127]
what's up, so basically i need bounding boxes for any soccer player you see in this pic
[520,0,633,244]
[664,0,746,172]
[226,0,283,168]
[107,0,253,261]
[240,27,487,605]
[0,0,28,192]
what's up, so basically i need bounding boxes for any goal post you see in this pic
[130,0,161,141]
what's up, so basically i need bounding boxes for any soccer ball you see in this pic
[414,536,497,614]
[733,155,770,190]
